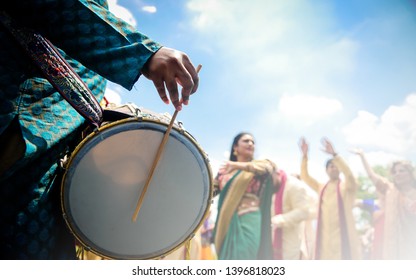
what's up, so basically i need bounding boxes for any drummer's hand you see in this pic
[141,47,200,111]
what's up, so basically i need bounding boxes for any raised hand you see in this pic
[320,137,336,156]
[299,137,309,157]
[349,147,364,156]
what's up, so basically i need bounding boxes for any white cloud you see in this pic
[142,6,157,14]
[107,0,137,27]
[186,0,359,105]
[278,94,343,125]
[343,93,416,157]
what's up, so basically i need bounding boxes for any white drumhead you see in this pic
[62,119,212,259]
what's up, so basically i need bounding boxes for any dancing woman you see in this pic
[212,132,277,259]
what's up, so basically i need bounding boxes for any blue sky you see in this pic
[105,0,416,182]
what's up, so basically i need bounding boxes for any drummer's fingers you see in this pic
[165,79,182,111]
[152,80,169,105]
[182,57,200,95]
[175,68,196,106]
[178,77,194,106]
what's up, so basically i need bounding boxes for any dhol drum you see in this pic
[61,103,213,260]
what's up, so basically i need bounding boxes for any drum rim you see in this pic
[60,117,214,260]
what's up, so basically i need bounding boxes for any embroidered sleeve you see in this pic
[10,0,162,90]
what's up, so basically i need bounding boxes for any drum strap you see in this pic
[0,11,103,128]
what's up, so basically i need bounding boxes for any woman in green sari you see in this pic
[212,132,277,259]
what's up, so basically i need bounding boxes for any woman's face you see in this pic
[392,163,415,191]
[234,134,255,161]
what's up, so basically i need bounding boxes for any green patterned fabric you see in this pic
[218,210,262,260]
[0,0,162,259]
[213,171,275,260]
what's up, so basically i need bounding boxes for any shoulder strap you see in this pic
[0,11,103,128]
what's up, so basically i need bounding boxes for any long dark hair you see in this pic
[229,132,253,161]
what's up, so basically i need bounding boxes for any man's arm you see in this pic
[300,156,320,193]
[272,178,316,228]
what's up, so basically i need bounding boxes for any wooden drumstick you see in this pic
[132,64,202,222]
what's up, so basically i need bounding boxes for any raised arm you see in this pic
[299,137,320,192]
[350,148,389,194]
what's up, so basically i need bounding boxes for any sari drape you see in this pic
[213,162,275,260]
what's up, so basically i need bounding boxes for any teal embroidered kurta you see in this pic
[0,0,162,259]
